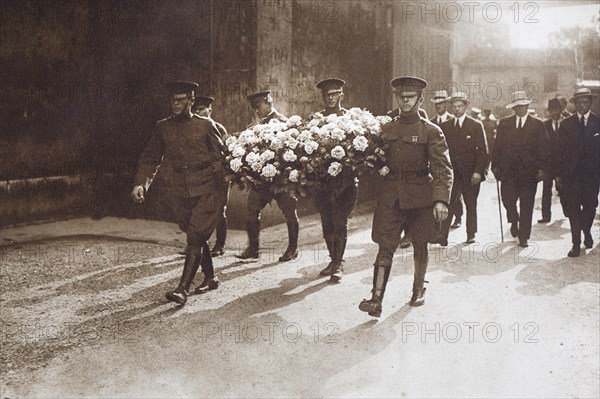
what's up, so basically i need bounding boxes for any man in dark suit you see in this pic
[492,91,549,248]
[430,90,463,229]
[538,98,564,224]
[554,88,600,257]
[434,92,488,245]
[132,81,227,305]
[359,76,453,316]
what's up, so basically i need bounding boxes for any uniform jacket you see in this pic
[554,112,600,185]
[379,112,453,209]
[387,107,428,120]
[135,113,226,198]
[248,109,288,129]
[492,114,549,183]
[440,115,489,178]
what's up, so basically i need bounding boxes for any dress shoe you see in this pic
[194,277,219,294]
[430,235,448,247]
[409,287,426,307]
[330,263,343,283]
[399,234,412,249]
[510,223,519,238]
[210,244,225,257]
[567,246,581,257]
[465,235,476,244]
[451,217,462,229]
[278,246,298,262]
[584,233,594,249]
[235,246,259,260]
[358,295,382,317]
[518,239,528,248]
[537,218,550,224]
[319,262,335,276]
[165,289,187,305]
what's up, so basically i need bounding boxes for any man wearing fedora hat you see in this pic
[538,97,565,224]
[359,76,453,315]
[434,91,488,246]
[310,78,356,282]
[553,87,599,257]
[236,90,300,262]
[132,81,227,305]
[492,91,549,248]
[193,96,229,256]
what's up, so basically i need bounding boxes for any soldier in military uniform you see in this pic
[132,81,227,305]
[236,91,299,262]
[492,91,549,248]
[434,92,488,246]
[310,78,357,282]
[193,96,229,256]
[359,77,453,316]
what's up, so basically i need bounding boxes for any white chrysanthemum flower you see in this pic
[283,149,297,162]
[331,128,346,141]
[251,161,263,172]
[270,140,284,151]
[325,114,339,124]
[245,152,260,164]
[286,138,299,150]
[252,124,265,133]
[288,169,300,182]
[260,149,275,162]
[298,130,312,142]
[232,145,246,158]
[377,116,393,125]
[352,136,369,152]
[287,115,302,126]
[261,163,278,178]
[229,158,243,172]
[328,162,343,177]
[331,145,346,160]
[379,166,390,176]
[225,136,237,147]
[304,140,319,155]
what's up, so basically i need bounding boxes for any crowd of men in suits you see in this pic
[131,78,599,316]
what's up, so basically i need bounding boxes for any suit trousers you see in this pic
[440,174,481,240]
[501,178,538,240]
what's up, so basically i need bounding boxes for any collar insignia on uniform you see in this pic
[412,136,418,143]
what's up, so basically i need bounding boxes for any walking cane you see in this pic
[496,179,504,243]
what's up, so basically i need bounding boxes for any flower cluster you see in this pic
[224,109,390,197]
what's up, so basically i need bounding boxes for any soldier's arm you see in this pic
[428,125,453,205]
[134,123,164,192]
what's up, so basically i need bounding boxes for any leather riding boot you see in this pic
[166,250,202,305]
[319,237,336,276]
[279,221,299,262]
[330,237,347,282]
[236,221,260,260]
[359,264,390,317]
[410,243,428,307]
[195,243,219,294]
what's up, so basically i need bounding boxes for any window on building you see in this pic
[544,71,558,92]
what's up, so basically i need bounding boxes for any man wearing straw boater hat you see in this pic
[491,91,549,248]
[434,91,488,246]
[359,76,452,316]
[553,87,599,257]
[538,97,564,224]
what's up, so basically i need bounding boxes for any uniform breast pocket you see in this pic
[397,136,429,181]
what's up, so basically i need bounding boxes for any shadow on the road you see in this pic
[515,245,600,296]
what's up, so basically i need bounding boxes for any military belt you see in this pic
[174,162,212,173]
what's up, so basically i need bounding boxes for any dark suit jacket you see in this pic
[492,114,549,183]
[440,115,489,179]
[554,112,600,185]
[544,118,561,178]
[430,113,454,126]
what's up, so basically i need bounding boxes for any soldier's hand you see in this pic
[131,186,145,203]
[433,202,449,222]
[470,172,482,185]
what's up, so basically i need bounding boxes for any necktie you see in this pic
[455,119,460,129]
[580,115,585,128]
[517,117,522,129]
[438,117,441,125]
